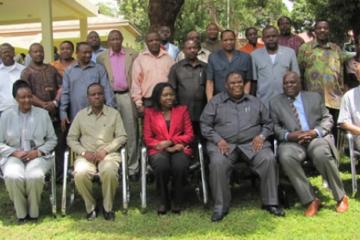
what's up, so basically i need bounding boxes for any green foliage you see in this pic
[119,0,150,38]
[97,2,118,17]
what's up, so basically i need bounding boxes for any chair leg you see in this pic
[140,147,147,212]
[121,148,128,214]
[198,143,208,206]
[347,133,358,196]
[51,156,57,217]
[61,151,69,216]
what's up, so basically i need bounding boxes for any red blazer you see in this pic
[143,105,194,156]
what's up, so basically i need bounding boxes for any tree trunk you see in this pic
[148,0,185,33]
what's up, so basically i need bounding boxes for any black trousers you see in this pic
[149,151,190,206]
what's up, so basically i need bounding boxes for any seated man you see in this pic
[270,71,348,217]
[200,71,284,222]
[338,71,360,148]
[67,83,127,221]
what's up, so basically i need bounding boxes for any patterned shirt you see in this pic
[278,34,304,54]
[298,40,344,109]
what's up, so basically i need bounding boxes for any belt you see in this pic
[114,89,129,94]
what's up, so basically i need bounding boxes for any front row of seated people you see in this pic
[0,72,351,222]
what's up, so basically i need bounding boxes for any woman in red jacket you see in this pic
[143,82,194,214]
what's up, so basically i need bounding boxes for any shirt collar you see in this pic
[110,48,125,56]
[221,91,249,103]
[311,39,335,50]
[182,58,202,67]
[143,49,168,58]
[74,61,96,69]
[86,105,108,116]
[0,62,21,71]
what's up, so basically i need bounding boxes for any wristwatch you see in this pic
[37,150,44,157]
[81,151,86,157]
[259,134,266,140]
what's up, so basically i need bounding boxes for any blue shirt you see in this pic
[293,93,310,131]
[207,49,252,94]
[60,61,114,120]
[163,42,179,60]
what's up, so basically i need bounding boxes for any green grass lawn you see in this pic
[0,156,359,240]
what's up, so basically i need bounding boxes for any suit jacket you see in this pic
[96,48,138,88]
[0,106,57,166]
[269,91,338,160]
[143,105,194,156]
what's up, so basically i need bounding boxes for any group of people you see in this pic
[0,15,359,224]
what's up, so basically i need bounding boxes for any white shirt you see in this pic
[0,62,25,112]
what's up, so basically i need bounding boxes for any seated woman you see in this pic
[143,82,194,214]
[0,80,57,223]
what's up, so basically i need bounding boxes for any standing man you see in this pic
[277,16,304,54]
[158,26,179,60]
[87,31,106,63]
[202,23,221,53]
[176,31,211,63]
[298,20,344,133]
[0,43,25,116]
[239,27,264,54]
[67,83,127,221]
[60,42,114,131]
[169,39,207,135]
[51,40,76,77]
[97,30,140,181]
[251,26,299,107]
[131,32,174,112]
[20,43,63,180]
[270,71,348,216]
[206,29,252,100]
[201,72,284,222]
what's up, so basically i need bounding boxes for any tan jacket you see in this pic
[96,47,138,88]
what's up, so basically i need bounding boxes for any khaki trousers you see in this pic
[114,92,139,175]
[74,152,121,213]
[2,157,52,219]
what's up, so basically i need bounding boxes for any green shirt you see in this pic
[67,105,127,154]
[298,40,344,109]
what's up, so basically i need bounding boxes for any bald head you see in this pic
[283,71,301,98]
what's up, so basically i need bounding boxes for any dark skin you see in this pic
[158,26,171,44]
[183,40,199,65]
[263,28,279,54]
[314,21,330,47]
[107,31,123,53]
[283,73,318,144]
[61,44,92,131]
[87,31,101,51]
[278,17,291,36]
[0,45,15,66]
[82,85,108,163]
[28,44,57,114]
[246,28,259,47]
[146,32,161,56]
[207,24,219,41]
[217,74,264,156]
[59,42,74,63]
[154,87,184,153]
[10,88,40,161]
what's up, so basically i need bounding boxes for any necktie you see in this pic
[288,97,302,130]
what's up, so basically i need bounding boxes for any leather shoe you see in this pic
[211,212,225,222]
[336,195,349,213]
[172,204,181,214]
[103,210,115,221]
[304,198,321,217]
[86,210,97,221]
[157,205,167,215]
[17,218,27,224]
[262,205,285,217]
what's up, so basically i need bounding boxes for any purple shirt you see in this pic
[110,49,128,91]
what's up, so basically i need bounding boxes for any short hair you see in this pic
[262,25,278,35]
[87,31,100,39]
[60,40,74,50]
[87,82,104,95]
[108,29,123,39]
[314,19,329,28]
[76,42,90,52]
[220,29,236,40]
[0,43,14,51]
[225,71,246,83]
[150,82,177,110]
[277,16,292,26]
[245,27,257,36]
[12,80,31,98]
[29,43,43,52]
[207,22,218,30]
[183,39,199,48]
[283,71,300,82]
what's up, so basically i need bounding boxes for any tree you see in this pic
[148,0,185,33]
